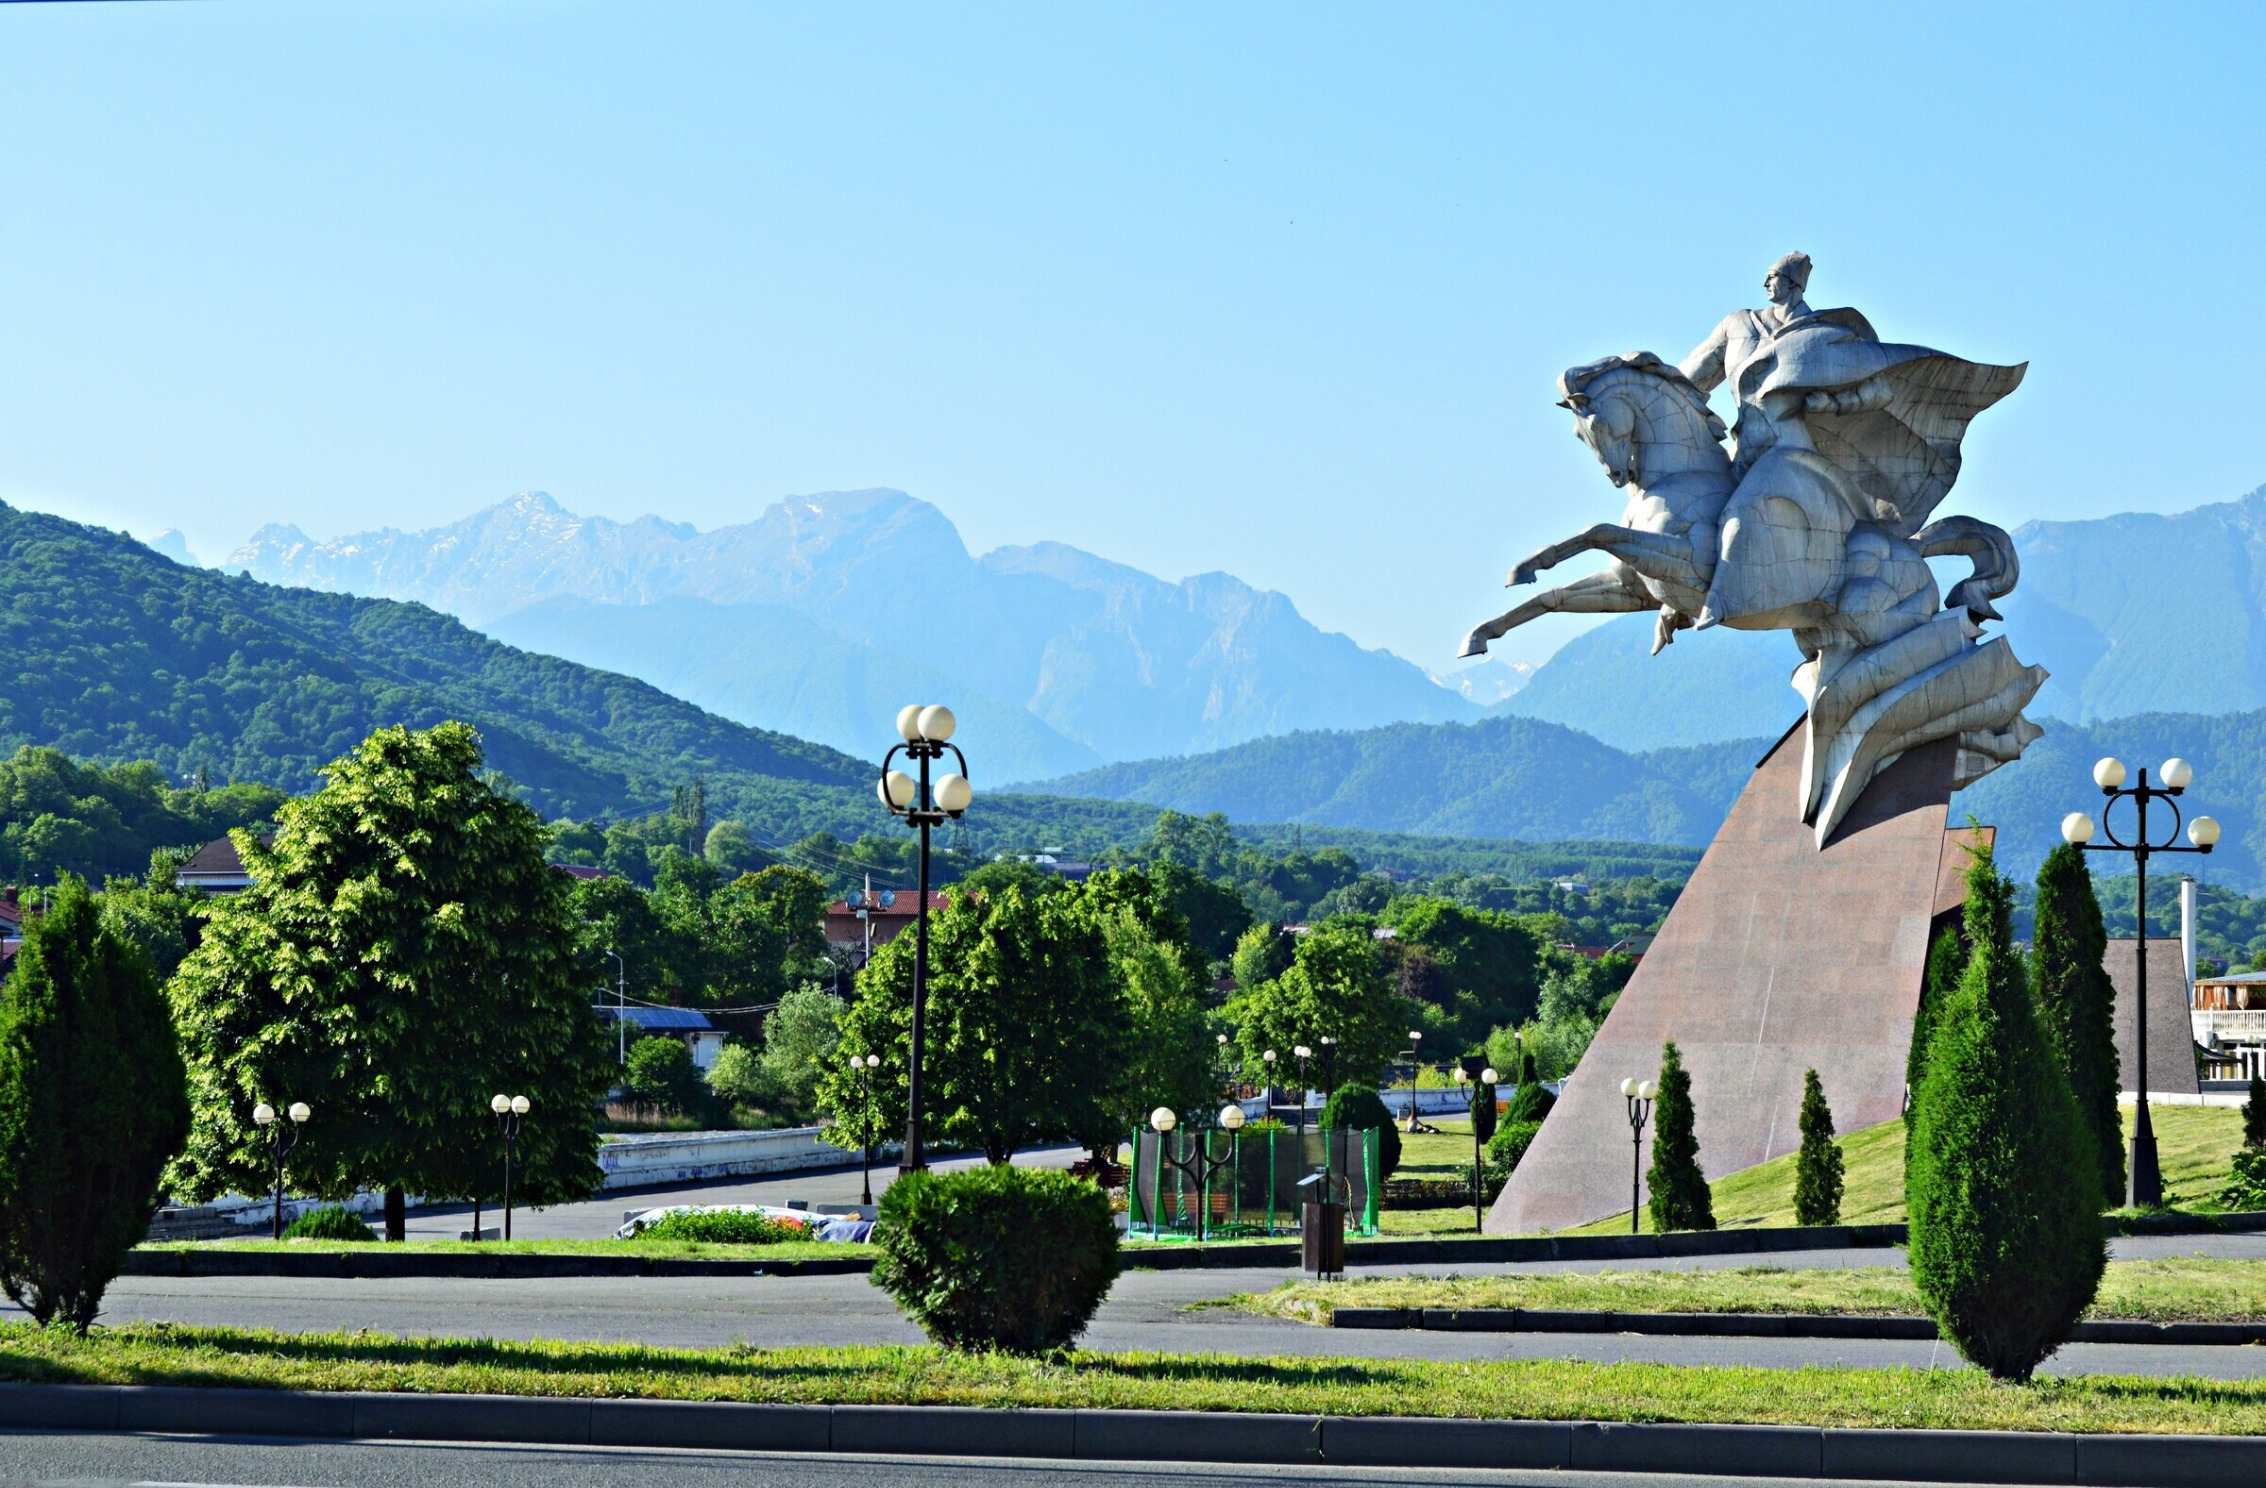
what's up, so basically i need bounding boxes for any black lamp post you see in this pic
[848,1051,883,1206]
[1317,1035,1338,1097]
[1216,1033,1237,1101]
[490,1093,529,1240]
[252,1100,310,1240]
[1148,1103,1247,1242]
[879,704,973,1175]
[1620,1076,1656,1235]
[2063,755,2219,1208]
[1454,1061,1500,1232]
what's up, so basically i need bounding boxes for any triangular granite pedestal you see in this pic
[1488,726,1983,1234]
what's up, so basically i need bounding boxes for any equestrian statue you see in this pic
[1462,253,2045,845]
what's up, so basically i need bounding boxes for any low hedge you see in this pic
[279,1207,378,1242]
[635,1209,812,1245]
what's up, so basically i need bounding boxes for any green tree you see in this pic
[573,873,696,1007]
[1149,859,1253,964]
[98,850,213,981]
[1318,1082,1402,1178]
[626,1036,705,1116]
[1504,1045,1555,1124]
[1226,920,1404,1085]
[758,983,843,1112]
[0,877,190,1330]
[703,819,774,878]
[704,1042,771,1110]
[167,723,615,1237]
[1381,896,1548,1041]
[2031,844,2125,1202]
[1230,921,1293,992]
[1092,897,1215,1152]
[1793,1068,1844,1226]
[824,885,1123,1164]
[1908,926,1965,1129]
[1907,846,2105,1382]
[1645,1040,1713,1233]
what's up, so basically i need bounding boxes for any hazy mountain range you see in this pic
[231,490,1486,781]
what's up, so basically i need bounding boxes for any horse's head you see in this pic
[1559,353,1727,491]
[1560,377,1639,487]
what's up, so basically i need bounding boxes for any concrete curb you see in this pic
[1331,1307,2266,1346]
[1,1383,2261,1485]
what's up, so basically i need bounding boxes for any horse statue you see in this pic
[1463,259,2046,846]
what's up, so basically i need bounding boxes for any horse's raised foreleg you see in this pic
[1460,570,1651,658]
[1510,523,1703,593]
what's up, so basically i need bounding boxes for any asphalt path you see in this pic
[408,1144,1085,1241]
[34,1232,2266,1379]
[0,1431,2030,1488]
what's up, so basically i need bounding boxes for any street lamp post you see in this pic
[878,704,973,1174]
[1292,1045,1312,1133]
[490,1094,530,1240]
[604,948,626,1064]
[2062,755,2219,1208]
[1454,1063,1500,1232]
[1148,1104,1247,1242]
[1216,1032,1236,1101]
[1317,1035,1337,1097]
[1620,1077,1657,1235]
[252,1101,310,1240]
[849,1052,883,1206]
[1401,1030,1425,1132]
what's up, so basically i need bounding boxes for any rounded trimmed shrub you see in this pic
[1504,1049,1555,1124]
[281,1206,378,1242]
[637,1208,810,1244]
[872,1164,1119,1353]
[1486,1118,1543,1172]
[1318,1083,1402,1178]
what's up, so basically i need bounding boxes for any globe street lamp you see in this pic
[1293,1045,1313,1134]
[879,704,973,1175]
[848,1052,884,1207]
[1149,1104,1247,1242]
[2063,755,2219,1207]
[1317,1035,1338,1096]
[251,1100,310,1240]
[1215,1032,1236,1101]
[490,1094,531,1240]
[1620,1077,1657,1235]
[1454,1063,1500,1231]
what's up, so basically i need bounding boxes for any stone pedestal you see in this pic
[1488,727,1973,1234]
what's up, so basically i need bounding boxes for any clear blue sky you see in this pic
[1,3,2260,676]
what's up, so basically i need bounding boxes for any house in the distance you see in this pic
[825,889,952,962]
[595,1004,726,1069]
[175,837,260,894]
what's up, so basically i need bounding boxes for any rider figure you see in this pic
[1679,251,1857,476]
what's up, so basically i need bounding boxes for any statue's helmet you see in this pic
[1766,251,1813,292]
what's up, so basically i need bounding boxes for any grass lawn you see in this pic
[1223,1258,2266,1326]
[135,1238,871,1262]
[8,1321,2266,1434]
[1555,1104,2247,1235]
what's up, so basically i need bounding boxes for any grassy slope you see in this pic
[8,1323,2266,1433]
[1557,1104,2245,1236]
[1229,1258,2266,1326]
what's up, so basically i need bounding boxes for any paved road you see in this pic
[0,1431,2022,1488]
[408,1145,1085,1241]
[40,1231,2266,1379]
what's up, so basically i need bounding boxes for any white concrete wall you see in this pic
[597,1126,855,1189]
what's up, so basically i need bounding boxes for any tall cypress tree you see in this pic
[1645,1040,1714,1232]
[1907,846,2105,1381]
[2031,843,2124,1201]
[1793,1068,1845,1226]
[0,877,190,1331]
[1908,926,1965,1130]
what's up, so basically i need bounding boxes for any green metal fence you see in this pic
[1127,1125,1380,1239]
